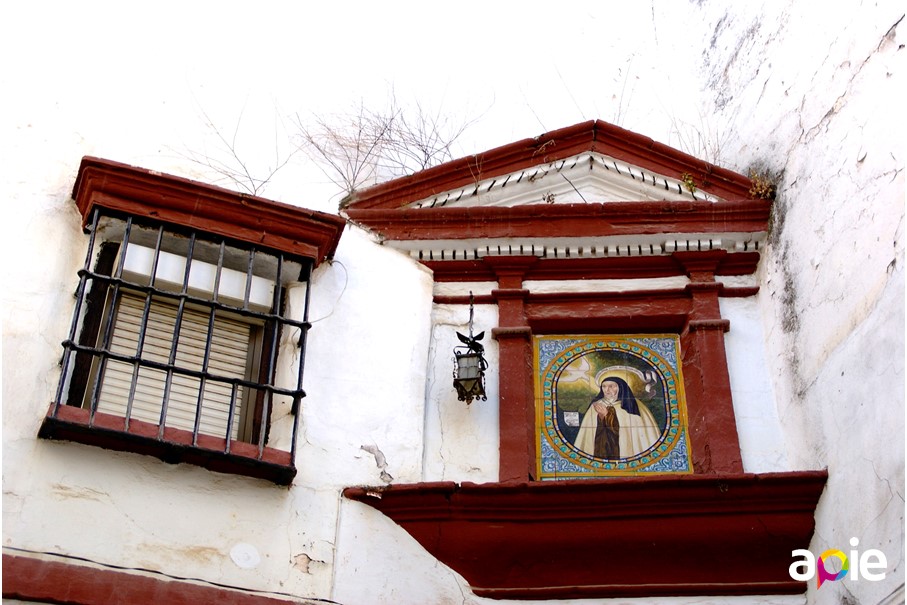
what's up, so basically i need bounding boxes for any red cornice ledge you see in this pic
[343,471,827,600]
[346,200,771,242]
[73,157,346,266]
[3,554,300,605]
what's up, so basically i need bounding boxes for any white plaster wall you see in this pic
[1,217,393,601]
[423,303,500,483]
[721,295,788,473]
[0,185,433,601]
[659,2,906,603]
[2,433,342,598]
[298,226,434,489]
[3,2,903,604]
[524,276,691,293]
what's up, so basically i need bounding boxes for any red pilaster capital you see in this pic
[491,288,531,301]
[492,326,533,340]
[687,319,731,333]
[484,255,538,288]
[672,250,728,282]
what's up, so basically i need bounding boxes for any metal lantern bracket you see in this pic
[452,292,488,404]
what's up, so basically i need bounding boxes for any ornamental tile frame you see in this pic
[535,334,692,479]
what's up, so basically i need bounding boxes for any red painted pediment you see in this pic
[344,119,756,212]
[343,120,769,276]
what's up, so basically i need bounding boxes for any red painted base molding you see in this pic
[344,470,828,600]
[39,404,296,485]
[2,554,303,605]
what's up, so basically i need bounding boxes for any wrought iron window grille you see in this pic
[44,209,313,481]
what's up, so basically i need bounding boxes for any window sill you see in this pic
[344,470,828,600]
[39,404,295,485]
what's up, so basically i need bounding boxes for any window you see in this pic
[39,157,346,484]
[45,210,310,473]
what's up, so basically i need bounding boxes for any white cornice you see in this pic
[385,232,765,261]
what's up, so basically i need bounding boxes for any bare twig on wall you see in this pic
[666,108,730,167]
[180,88,481,203]
[293,89,481,201]
[293,100,394,197]
[381,96,476,174]
[175,102,297,196]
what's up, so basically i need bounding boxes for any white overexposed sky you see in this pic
[3,1,711,212]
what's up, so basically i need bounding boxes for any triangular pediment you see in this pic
[406,151,721,209]
[344,120,755,212]
[343,120,769,273]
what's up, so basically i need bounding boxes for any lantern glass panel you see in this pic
[457,353,481,379]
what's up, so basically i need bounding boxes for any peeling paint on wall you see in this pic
[360,444,394,483]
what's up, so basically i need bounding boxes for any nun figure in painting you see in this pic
[574,376,662,459]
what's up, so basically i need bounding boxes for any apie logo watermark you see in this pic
[790,538,888,588]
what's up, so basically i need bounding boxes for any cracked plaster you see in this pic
[423,304,500,483]
[658,4,904,604]
[3,2,904,604]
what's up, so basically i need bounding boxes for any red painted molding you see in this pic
[689,319,733,332]
[434,293,496,305]
[427,253,762,283]
[525,288,693,333]
[491,288,531,301]
[346,200,770,241]
[343,470,827,600]
[436,288,758,307]
[673,249,732,276]
[720,285,761,297]
[73,157,346,266]
[497,333,535,483]
[2,554,301,605]
[491,326,532,339]
[484,266,536,483]
[39,404,295,485]
[344,120,757,209]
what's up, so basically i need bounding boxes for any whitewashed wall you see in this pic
[3,2,903,605]
[300,226,434,489]
[666,2,905,605]
[423,301,501,484]
[721,293,789,474]
[0,210,429,602]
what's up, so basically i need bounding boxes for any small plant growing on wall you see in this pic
[680,172,697,194]
[748,170,777,200]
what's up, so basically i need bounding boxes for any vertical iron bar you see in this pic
[224,382,239,454]
[87,217,133,426]
[212,241,225,304]
[258,254,283,459]
[243,248,255,310]
[193,241,225,447]
[54,208,102,416]
[124,224,165,431]
[256,391,271,460]
[157,231,196,440]
[290,259,313,462]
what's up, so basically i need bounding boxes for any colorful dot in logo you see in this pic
[817,549,849,588]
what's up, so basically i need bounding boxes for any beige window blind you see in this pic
[95,292,252,441]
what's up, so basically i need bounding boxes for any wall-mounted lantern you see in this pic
[453,293,487,404]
